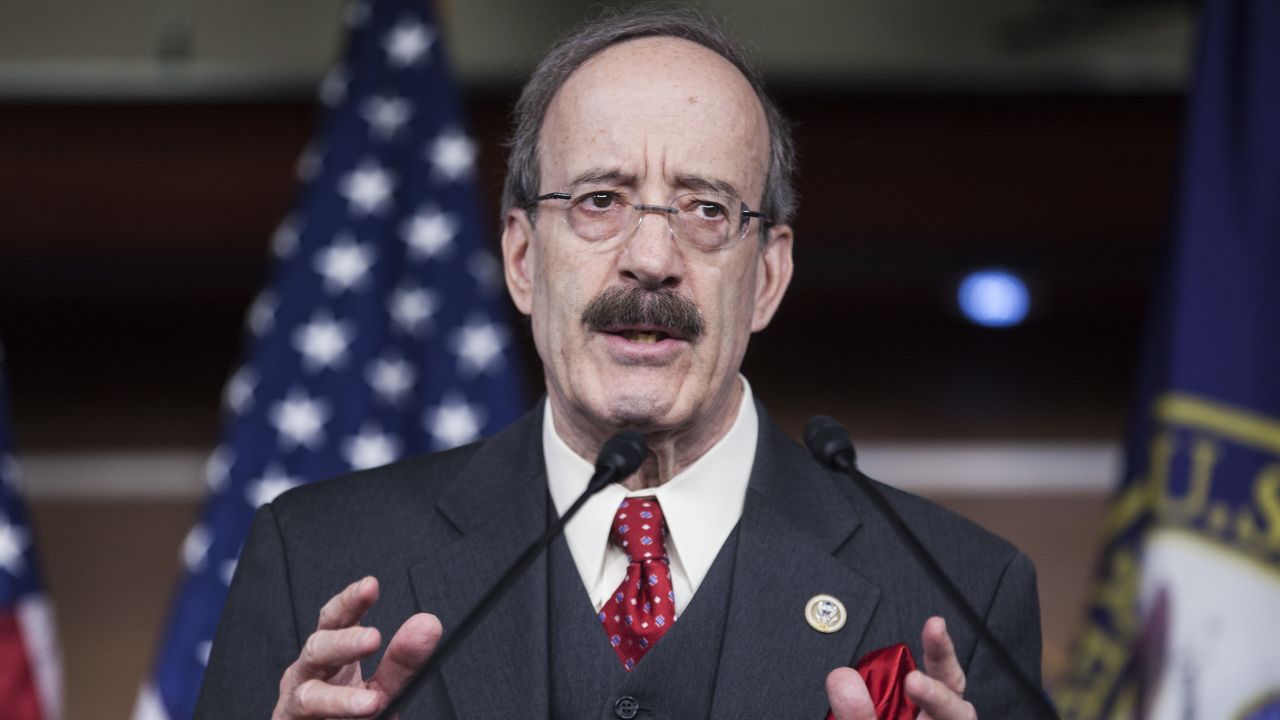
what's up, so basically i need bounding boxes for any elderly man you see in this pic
[198,9,1042,720]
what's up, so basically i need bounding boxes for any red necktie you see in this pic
[598,496,675,670]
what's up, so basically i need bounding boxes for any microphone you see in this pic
[803,416,1060,720]
[378,430,647,717]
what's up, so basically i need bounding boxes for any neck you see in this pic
[550,380,744,490]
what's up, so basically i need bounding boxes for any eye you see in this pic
[575,191,620,212]
[692,200,727,221]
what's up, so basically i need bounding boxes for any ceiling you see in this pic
[0,0,1194,99]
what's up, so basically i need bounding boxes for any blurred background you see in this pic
[1,0,1196,717]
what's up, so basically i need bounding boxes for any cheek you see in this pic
[533,255,591,345]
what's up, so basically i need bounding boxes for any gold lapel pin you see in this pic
[805,594,847,634]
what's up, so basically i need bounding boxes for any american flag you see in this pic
[0,345,62,720]
[133,0,526,717]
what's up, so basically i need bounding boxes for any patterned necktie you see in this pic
[599,496,676,670]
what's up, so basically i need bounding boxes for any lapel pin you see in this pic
[804,594,847,634]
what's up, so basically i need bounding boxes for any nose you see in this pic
[617,205,684,290]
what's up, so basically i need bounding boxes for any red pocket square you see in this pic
[824,643,920,720]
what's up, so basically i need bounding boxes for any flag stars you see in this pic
[315,236,376,293]
[246,465,302,508]
[181,524,211,573]
[343,425,401,470]
[219,558,238,586]
[342,0,369,28]
[2,454,23,492]
[389,285,440,336]
[383,18,436,68]
[205,445,232,493]
[368,355,416,404]
[224,366,257,415]
[272,218,301,258]
[450,319,508,376]
[0,517,30,576]
[247,291,277,337]
[426,394,485,449]
[428,129,477,182]
[293,313,355,372]
[361,95,413,141]
[402,206,458,260]
[339,160,397,216]
[295,141,324,182]
[269,388,332,450]
[319,66,349,107]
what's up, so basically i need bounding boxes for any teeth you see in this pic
[623,330,661,344]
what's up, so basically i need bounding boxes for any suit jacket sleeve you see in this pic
[963,550,1045,717]
[195,504,303,719]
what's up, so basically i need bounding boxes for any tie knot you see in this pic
[610,496,668,564]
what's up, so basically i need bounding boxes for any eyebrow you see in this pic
[674,174,741,199]
[564,168,743,200]
[568,168,638,190]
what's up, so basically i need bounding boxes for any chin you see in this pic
[598,390,681,431]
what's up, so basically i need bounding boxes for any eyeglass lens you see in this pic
[563,193,746,249]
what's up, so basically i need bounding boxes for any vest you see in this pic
[548,529,741,719]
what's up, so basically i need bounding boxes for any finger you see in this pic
[317,576,380,631]
[826,667,878,720]
[283,677,384,719]
[294,626,383,681]
[906,670,976,720]
[921,616,966,695]
[368,613,444,698]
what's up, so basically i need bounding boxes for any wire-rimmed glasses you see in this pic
[526,190,771,251]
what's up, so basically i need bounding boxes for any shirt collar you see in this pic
[544,376,759,596]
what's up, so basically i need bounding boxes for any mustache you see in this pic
[580,286,705,341]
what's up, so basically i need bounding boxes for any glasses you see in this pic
[526,190,771,251]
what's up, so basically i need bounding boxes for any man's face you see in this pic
[502,37,793,444]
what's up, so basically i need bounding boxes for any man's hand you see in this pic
[827,616,977,720]
[273,576,442,720]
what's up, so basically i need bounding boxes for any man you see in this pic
[198,8,1042,719]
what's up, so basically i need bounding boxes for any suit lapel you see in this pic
[711,411,883,720]
[406,409,552,720]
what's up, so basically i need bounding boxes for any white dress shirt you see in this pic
[544,376,758,615]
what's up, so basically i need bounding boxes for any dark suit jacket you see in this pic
[196,403,1042,718]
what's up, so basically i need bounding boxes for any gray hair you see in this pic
[501,6,798,229]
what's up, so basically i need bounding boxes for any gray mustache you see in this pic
[581,286,705,341]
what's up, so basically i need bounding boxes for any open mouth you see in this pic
[616,329,670,344]
[601,325,685,345]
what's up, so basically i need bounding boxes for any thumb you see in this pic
[827,667,878,720]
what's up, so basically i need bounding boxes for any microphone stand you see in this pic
[805,416,1061,720]
[377,431,647,718]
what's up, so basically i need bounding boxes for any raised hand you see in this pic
[273,576,442,719]
[827,617,977,720]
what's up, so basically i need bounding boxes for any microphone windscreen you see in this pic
[597,430,647,478]
[804,415,855,468]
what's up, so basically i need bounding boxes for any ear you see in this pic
[750,224,794,332]
[501,208,535,316]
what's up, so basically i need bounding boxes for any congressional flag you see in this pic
[1055,1,1280,718]
[0,347,62,720]
[133,0,525,717]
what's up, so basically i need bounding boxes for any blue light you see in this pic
[957,269,1030,328]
